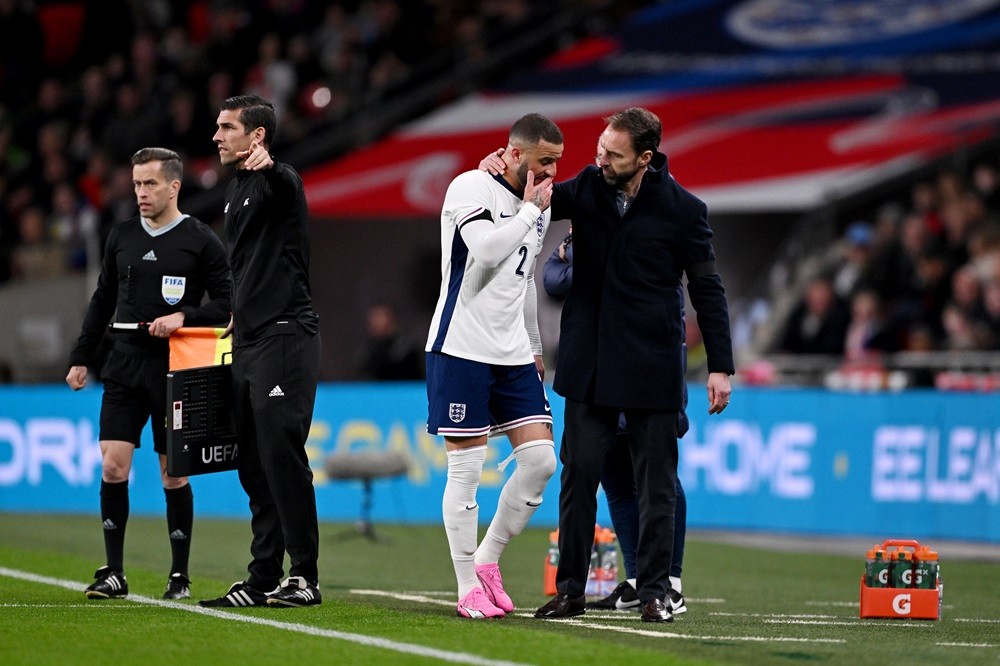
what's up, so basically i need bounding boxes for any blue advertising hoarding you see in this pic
[0,383,997,542]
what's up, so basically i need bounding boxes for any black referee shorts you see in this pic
[99,349,169,454]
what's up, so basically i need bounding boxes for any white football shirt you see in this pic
[426,170,550,365]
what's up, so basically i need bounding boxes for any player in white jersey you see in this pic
[426,113,564,619]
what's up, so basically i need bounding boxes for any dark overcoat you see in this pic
[551,152,734,410]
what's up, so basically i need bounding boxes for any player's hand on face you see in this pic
[524,170,552,211]
[236,139,273,171]
[479,148,506,175]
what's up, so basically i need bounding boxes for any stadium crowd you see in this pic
[2,0,999,377]
[775,159,1000,359]
[0,0,634,283]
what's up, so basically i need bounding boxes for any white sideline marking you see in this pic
[937,642,997,648]
[953,618,1000,624]
[805,601,859,607]
[0,568,531,666]
[351,589,454,607]
[0,603,154,608]
[764,620,932,628]
[409,590,453,597]
[711,612,837,619]
[562,620,846,644]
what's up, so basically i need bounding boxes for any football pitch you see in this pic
[0,514,997,665]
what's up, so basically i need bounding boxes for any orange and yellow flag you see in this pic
[168,327,232,371]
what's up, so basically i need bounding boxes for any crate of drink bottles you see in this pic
[859,539,941,620]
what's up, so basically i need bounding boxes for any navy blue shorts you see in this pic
[426,352,552,438]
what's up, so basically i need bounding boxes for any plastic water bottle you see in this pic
[868,545,889,587]
[543,530,559,596]
[913,545,939,589]
[891,550,914,588]
[585,524,602,597]
[598,528,619,597]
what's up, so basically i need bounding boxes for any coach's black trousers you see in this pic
[232,326,321,589]
[556,398,678,602]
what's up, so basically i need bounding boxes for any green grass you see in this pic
[0,513,997,665]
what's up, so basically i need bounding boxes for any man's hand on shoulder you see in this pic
[479,148,506,175]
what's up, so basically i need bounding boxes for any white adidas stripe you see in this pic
[228,590,257,607]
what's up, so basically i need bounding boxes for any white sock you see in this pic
[475,440,555,565]
[627,577,637,590]
[670,576,683,594]
[443,445,486,597]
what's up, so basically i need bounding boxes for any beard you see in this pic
[601,165,639,188]
[516,162,530,189]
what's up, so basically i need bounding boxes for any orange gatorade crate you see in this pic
[859,539,941,620]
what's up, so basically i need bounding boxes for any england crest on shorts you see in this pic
[162,275,186,305]
[449,403,466,423]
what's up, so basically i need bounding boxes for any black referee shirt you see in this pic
[223,161,319,346]
[69,215,231,366]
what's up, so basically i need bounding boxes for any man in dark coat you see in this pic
[536,108,734,622]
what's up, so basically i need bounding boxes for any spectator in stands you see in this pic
[867,212,933,307]
[11,206,63,280]
[910,180,942,237]
[48,180,99,272]
[941,302,990,351]
[972,160,1000,211]
[830,220,875,299]
[949,264,987,323]
[356,303,423,380]
[843,289,896,360]
[982,280,1000,348]
[909,247,951,340]
[778,275,849,355]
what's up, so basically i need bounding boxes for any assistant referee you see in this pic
[67,147,231,601]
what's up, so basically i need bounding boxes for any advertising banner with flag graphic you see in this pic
[302,0,1000,217]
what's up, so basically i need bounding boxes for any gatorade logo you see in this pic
[878,569,889,585]
[901,569,913,586]
[892,594,912,615]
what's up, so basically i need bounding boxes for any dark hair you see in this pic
[604,107,661,156]
[509,113,563,147]
[131,147,183,182]
[220,94,277,148]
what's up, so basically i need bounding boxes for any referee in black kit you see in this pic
[199,95,323,609]
[67,147,231,601]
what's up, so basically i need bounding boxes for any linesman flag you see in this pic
[168,327,232,370]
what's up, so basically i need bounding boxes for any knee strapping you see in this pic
[499,439,555,505]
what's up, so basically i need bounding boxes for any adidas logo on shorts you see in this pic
[268,385,284,397]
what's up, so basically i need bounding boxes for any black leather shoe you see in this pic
[640,598,673,623]
[534,593,586,619]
